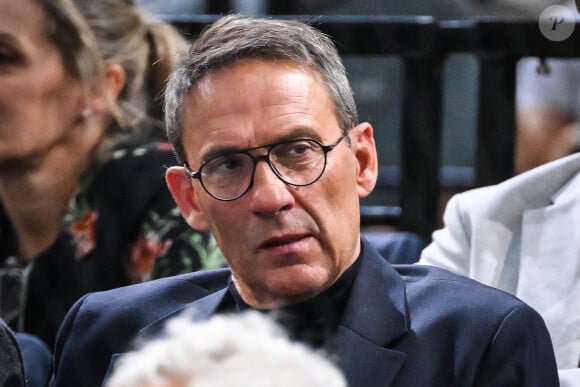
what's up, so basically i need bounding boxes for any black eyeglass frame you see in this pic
[186,130,351,201]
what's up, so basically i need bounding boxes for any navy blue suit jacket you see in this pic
[50,239,559,387]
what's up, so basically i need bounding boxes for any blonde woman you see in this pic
[0,0,223,349]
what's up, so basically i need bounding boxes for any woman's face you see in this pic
[0,0,88,164]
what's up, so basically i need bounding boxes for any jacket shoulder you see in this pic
[51,269,231,386]
[80,268,230,312]
[397,264,526,312]
[453,153,580,213]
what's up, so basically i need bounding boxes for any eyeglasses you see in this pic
[186,131,350,201]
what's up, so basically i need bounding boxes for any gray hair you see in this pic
[105,311,347,387]
[164,14,358,165]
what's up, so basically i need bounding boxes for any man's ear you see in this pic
[351,122,378,198]
[166,166,210,231]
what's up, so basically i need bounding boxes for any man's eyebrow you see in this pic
[277,127,321,142]
[200,145,245,163]
[200,127,321,162]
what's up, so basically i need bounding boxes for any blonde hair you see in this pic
[106,311,347,387]
[38,0,188,152]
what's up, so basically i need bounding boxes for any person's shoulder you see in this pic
[449,153,580,215]
[103,141,177,176]
[391,264,558,385]
[91,141,178,206]
[398,263,506,292]
[51,270,231,386]
[397,264,526,312]
[60,269,231,346]
[474,153,580,195]
[393,264,547,334]
[82,268,231,308]
[113,141,176,161]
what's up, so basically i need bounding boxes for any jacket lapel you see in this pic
[335,241,408,387]
[103,288,228,384]
[139,288,228,338]
[474,154,580,287]
[109,241,410,386]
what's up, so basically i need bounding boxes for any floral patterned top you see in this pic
[0,142,225,348]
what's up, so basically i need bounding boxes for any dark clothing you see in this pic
[0,142,224,348]
[270,254,360,349]
[0,318,25,387]
[362,231,424,264]
[223,254,360,349]
[50,238,559,387]
[16,333,52,387]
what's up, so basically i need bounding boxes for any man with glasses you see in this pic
[50,15,558,387]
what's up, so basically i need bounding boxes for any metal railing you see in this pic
[165,14,580,240]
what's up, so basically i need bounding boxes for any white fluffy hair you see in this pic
[105,311,347,387]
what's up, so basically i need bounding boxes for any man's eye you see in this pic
[282,141,317,158]
[205,154,247,174]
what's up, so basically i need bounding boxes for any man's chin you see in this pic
[233,265,330,307]
[263,275,328,305]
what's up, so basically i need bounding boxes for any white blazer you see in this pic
[419,153,580,385]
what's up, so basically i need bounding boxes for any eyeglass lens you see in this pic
[201,139,326,200]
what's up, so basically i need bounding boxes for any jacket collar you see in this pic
[139,239,409,387]
[334,239,408,387]
[139,288,228,339]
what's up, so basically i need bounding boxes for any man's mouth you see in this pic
[260,234,309,249]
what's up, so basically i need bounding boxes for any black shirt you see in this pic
[223,250,363,351]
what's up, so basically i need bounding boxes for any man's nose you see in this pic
[248,160,295,216]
